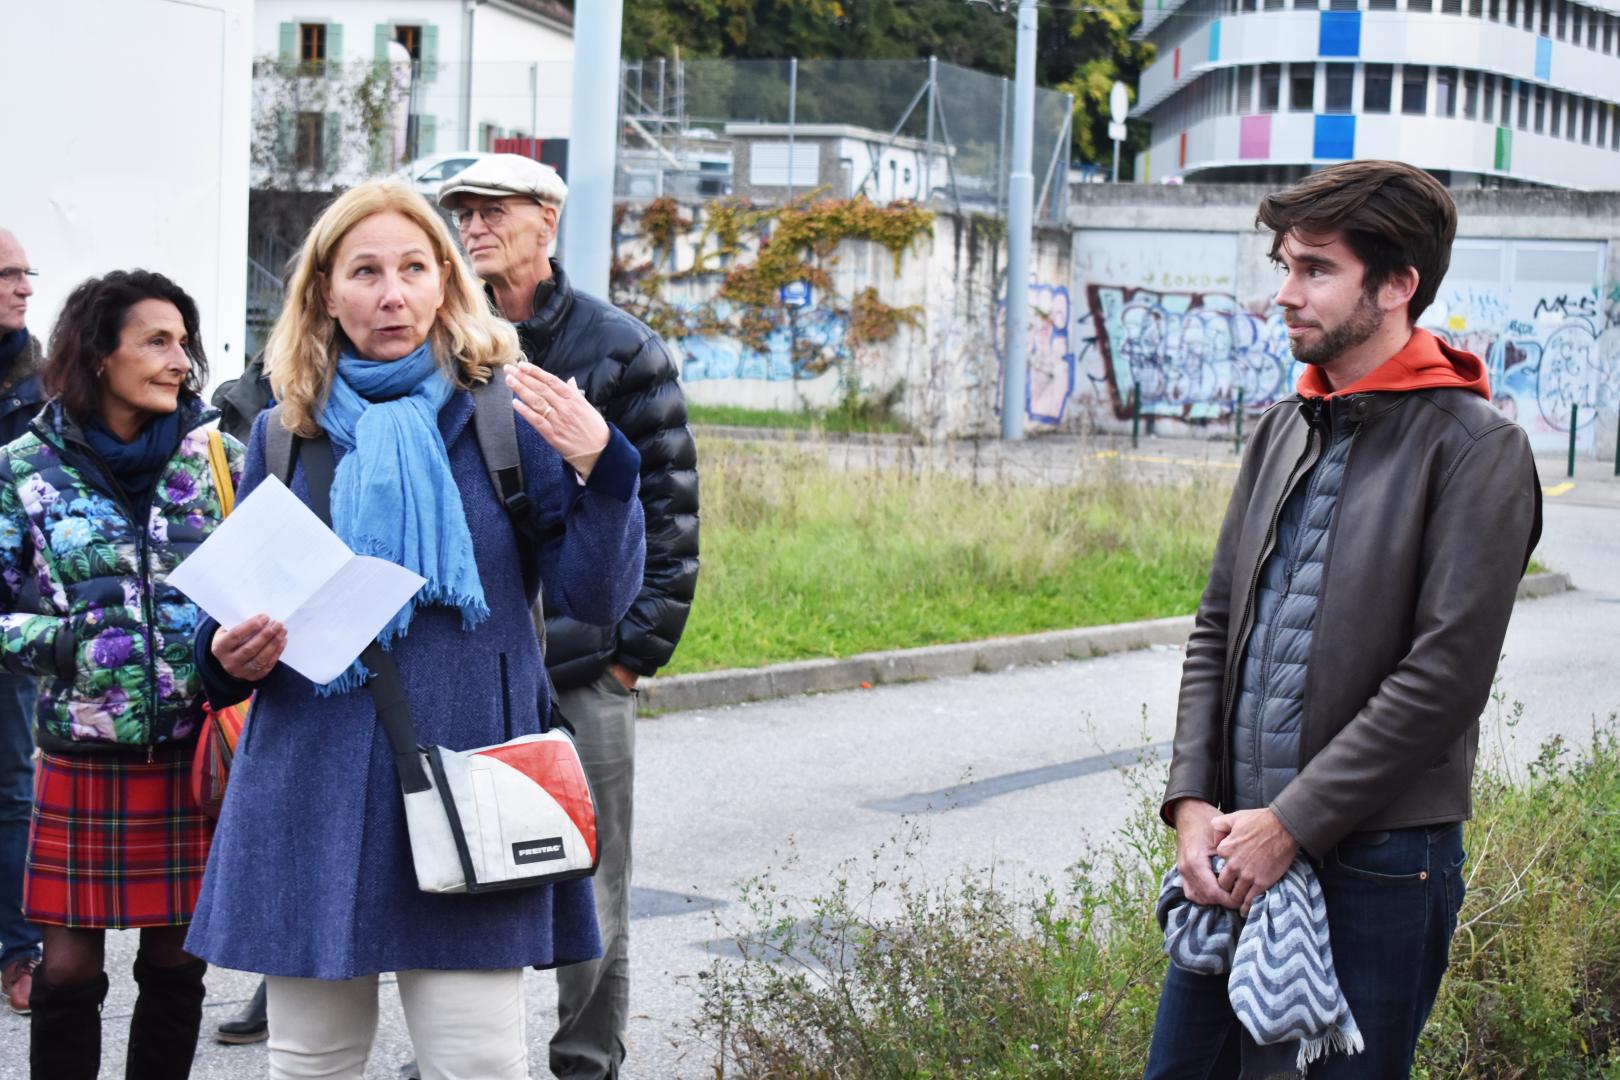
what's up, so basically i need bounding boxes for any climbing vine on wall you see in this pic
[611,193,933,376]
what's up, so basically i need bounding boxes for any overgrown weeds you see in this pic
[669,438,1230,674]
[693,719,1620,1078]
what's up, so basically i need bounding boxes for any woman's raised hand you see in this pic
[211,614,287,682]
[505,361,610,479]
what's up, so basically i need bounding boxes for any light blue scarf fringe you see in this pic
[316,342,488,695]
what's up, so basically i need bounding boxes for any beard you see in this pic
[1288,289,1382,366]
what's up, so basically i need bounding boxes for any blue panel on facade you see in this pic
[1314,114,1355,159]
[1535,36,1552,80]
[1318,12,1361,57]
[1209,19,1221,62]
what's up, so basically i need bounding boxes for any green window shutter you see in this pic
[419,115,437,155]
[275,112,294,166]
[421,24,439,81]
[324,112,343,175]
[278,22,295,69]
[374,23,391,61]
[325,23,343,76]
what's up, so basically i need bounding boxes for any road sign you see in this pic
[1109,81,1130,125]
[779,281,812,308]
[1109,121,1128,143]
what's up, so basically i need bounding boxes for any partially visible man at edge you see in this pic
[439,154,698,1080]
[1144,160,1542,1078]
[0,229,46,1017]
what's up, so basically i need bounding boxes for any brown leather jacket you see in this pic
[1162,386,1542,857]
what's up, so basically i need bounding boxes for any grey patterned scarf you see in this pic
[1156,856,1364,1075]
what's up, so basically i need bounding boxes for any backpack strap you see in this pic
[264,404,297,486]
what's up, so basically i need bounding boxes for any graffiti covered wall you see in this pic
[618,205,1073,438]
[1069,223,1615,450]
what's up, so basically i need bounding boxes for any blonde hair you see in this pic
[264,179,521,436]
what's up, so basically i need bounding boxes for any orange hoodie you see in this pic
[1296,328,1491,401]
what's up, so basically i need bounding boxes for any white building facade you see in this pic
[252,0,572,184]
[1132,0,1620,188]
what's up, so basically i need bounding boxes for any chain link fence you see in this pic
[618,57,1073,222]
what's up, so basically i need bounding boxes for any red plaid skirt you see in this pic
[24,749,214,929]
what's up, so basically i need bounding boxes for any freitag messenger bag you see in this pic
[296,413,598,895]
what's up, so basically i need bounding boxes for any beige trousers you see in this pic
[264,968,529,1080]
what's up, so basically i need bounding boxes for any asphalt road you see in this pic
[1,496,1613,1079]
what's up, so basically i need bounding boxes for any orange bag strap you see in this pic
[207,430,235,518]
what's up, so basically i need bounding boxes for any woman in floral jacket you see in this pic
[0,270,240,1080]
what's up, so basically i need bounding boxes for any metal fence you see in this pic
[618,57,1073,222]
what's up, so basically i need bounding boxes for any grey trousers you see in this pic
[549,669,637,1080]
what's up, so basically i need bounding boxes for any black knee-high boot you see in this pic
[126,953,208,1080]
[29,965,109,1080]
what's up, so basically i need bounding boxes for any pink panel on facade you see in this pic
[1239,114,1271,160]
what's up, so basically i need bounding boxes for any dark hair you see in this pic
[44,269,209,421]
[1256,160,1457,322]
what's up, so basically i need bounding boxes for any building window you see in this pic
[1290,63,1316,111]
[1463,70,1479,118]
[295,111,324,170]
[1567,93,1579,138]
[1441,0,1463,13]
[1533,87,1546,133]
[1583,98,1595,143]
[1572,3,1584,42]
[1329,0,1357,9]
[1238,66,1255,112]
[299,23,327,64]
[1325,63,1355,111]
[1517,81,1530,129]
[1612,105,1620,148]
[1369,0,1397,9]
[1550,91,1563,136]
[1588,9,1599,47]
[1539,0,1551,35]
[1483,73,1496,122]
[1506,0,1518,22]
[1553,0,1566,38]
[394,25,423,60]
[1436,68,1457,116]
[1364,63,1393,112]
[1487,0,1500,19]
[1408,0,1432,10]
[1265,0,1287,10]
[1402,65,1429,115]
[1597,101,1608,145]
[1259,63,1282,111]
[1607,14,1616,53]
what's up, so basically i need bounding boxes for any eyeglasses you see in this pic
[0,268,37,286]
[450,203,512,231]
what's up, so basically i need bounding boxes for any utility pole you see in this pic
[1001,0,1036,441]
[563,1,624,299]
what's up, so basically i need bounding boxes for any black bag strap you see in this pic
[265,404,296,485]
[298,432,432,795]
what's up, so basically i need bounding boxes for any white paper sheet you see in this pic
[167,476,426,684]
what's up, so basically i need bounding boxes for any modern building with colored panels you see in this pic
[1131,0,1620,187]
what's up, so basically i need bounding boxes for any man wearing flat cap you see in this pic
[439,155,699,1080]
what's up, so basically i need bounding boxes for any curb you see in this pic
[638,571,1574,716]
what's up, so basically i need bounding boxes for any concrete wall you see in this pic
[622,185,1620,448]
[1067,184,1620,451]
[615,206,1071,439]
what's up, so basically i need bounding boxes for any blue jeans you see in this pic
[0,674,39,969]
[1144,823,1466,1079]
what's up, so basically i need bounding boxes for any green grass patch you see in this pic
[666,440,1230,674]
[688,402,911,435]
[694,714,1620,1077]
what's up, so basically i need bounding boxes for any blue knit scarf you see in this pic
[318,342,488,693]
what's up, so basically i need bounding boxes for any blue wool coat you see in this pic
[184,389,644,979]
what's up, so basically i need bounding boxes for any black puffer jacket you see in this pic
[513,262,698,689]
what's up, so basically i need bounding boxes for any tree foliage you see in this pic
[561,0,1154,174]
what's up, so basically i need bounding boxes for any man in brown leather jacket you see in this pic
[1144,161,1542,1078]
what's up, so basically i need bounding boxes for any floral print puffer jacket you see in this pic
[0,397,243,754]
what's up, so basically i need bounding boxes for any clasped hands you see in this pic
[1171,799,1299,917]
[505,361,609,479]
